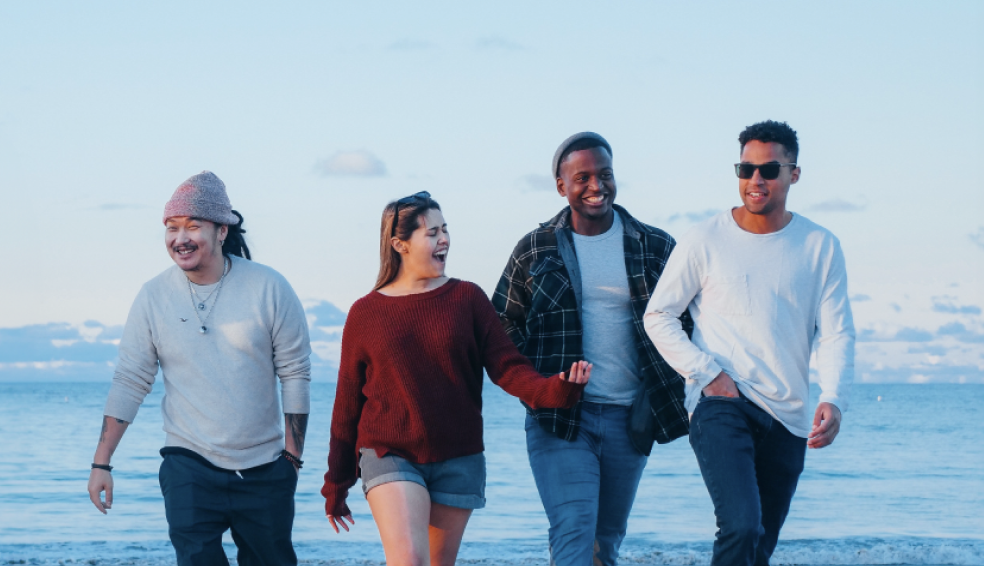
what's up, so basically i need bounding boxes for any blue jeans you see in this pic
[689,395,807,566]
[526,402,647,566]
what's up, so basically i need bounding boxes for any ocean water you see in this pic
[0,382,981,565]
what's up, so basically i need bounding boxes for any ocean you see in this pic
[0,381,981,565]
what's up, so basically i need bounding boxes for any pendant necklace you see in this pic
[186,257,230,334]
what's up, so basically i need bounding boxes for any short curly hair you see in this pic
[738,120,799,163]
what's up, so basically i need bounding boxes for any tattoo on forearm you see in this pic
[99,416,128,443]
[286,413,308,455]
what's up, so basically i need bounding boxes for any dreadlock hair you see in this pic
[374,194,441,291]
[221,210,251,260]
[738,120,799,163]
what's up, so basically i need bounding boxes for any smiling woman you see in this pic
[373,191,445,292]
[321,191,593,566]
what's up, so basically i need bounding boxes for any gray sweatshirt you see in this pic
[104,255,312,470]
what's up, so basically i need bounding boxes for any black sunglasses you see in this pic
[391,191,432,236]
[734,162,797,180]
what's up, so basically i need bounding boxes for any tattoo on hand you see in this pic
[286,413,308,456]
[99,417,108,443]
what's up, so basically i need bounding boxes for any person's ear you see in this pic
[790,166,801,185]
[217,223,229,242]
[390,238,409,255]
[556,176,567,197]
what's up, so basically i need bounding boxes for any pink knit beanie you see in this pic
[162,171,239,226]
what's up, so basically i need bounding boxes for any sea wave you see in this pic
[2,538,982,565]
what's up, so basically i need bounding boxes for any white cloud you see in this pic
[315,150,387,177]
[970,227,984,250]
[388,39,436,51]
[516,174,555,192]
[475,36,524,51]
[97,203,150,211]
[808,199,865,213]
[667,209,720,224]
[931,295,982,315]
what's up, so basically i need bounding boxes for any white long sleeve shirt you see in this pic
[643,211,854,438]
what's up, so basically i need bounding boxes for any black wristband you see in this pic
[92,463,113,472]
[281,449,303,469]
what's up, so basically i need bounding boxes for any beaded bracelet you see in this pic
[281,450,303,469]
[92,463,113,472]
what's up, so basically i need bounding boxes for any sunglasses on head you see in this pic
[391,191,432,236]
[734,162,797,180]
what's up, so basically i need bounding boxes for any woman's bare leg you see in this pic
[428,502,473,566]
[367,481,431,566]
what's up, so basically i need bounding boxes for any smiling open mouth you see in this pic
[433,250,448,263]
[174,245,198,256]
[584,194,607,205]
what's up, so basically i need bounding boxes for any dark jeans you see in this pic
[526,402,648,566]
[159,449,299,566]
[689,395,807,566]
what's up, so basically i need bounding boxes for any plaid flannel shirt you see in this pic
[492,205,690,443]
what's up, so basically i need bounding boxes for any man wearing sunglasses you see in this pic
[492,132,689,566]
[643,120,855,566]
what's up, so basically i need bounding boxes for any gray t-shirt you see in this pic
[571,213,640,405]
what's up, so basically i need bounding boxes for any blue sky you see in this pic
[1,1,982,382]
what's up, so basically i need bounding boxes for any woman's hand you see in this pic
[560,360,593,384]
[327,513,355,533]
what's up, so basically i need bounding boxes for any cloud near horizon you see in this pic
[807,199,865,213]
[475,36,524,51]
[516,174,555,192]
[667,209,720,224]
[387,39,436,51]
[931,295,982,315]
[970,227,984,250]
[315,150,387,177]
[0,302,348,381]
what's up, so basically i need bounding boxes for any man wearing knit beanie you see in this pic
[87,171,312,566]
[492,133,689,565]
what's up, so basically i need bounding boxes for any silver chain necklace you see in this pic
[186,256,230,334]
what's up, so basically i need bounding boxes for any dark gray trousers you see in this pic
[159,448,299,566]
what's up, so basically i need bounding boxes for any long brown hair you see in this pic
[374,194,441,291]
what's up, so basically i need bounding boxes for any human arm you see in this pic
[93,285,159,513]
[809,239,855,448]
[321,313,366,528]
[87,416,130,513]
[478,288,589,407]
[271,280,312,441]
[491,246,532,351]
[284,413,307,472]
[643,245,723,391]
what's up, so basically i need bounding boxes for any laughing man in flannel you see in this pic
[492,132,690,566]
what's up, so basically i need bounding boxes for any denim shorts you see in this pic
[359,447,487,510]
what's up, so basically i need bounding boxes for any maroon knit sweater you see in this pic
[321,279,583,516]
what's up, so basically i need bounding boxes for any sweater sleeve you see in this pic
[813,238,855,412]
[103,284,160,423]
[475,286,583,408]
[643,243,723,389]
[270,275,312,415]
[321,307,367,518]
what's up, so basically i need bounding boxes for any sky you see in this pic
[1,1,982,382]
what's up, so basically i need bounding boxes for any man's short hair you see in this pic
[738,120,799,163]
